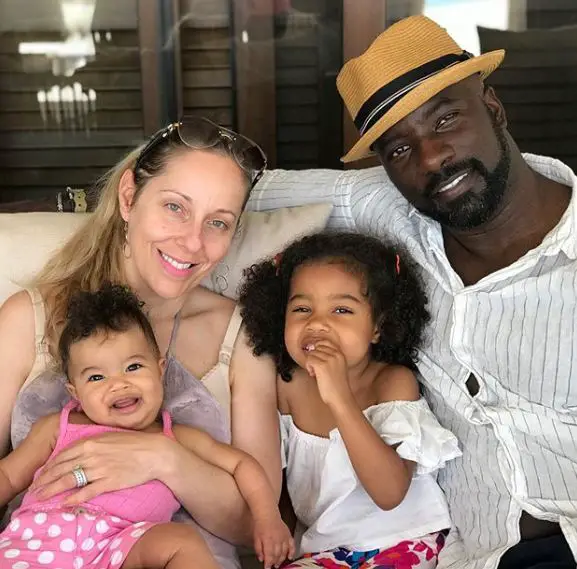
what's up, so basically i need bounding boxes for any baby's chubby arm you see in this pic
[0,413,59,508]
[173,424,294,568]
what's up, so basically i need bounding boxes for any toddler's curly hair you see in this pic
[58,283,159,375]
[238,232,430,380]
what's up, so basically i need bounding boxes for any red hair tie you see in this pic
[273,252,283,276]
[395,254,401,275]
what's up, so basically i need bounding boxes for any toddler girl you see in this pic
[239,232,461,569]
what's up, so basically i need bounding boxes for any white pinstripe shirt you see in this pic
[248,154,577,569]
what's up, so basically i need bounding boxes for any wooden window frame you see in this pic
[231,0,277,167]
[341,0,386,168]
[138,0,179,136]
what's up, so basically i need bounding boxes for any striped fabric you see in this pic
[247,154,577,569]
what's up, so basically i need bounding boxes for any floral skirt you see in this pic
[283,531,446,569]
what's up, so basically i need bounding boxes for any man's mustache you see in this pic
[424,158,489,198]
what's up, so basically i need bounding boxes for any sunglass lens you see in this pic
[236,144,266,172]
[179,117,220,149]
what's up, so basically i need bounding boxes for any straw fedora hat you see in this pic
[337,15,505,163]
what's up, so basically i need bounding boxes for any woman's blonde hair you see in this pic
[34,125,253,358]
[34,148,140,357]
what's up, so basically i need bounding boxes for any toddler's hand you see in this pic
[304,340,351,408]
[253,514,295,569]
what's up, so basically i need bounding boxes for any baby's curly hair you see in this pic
[238,232,430,381]
[58,284,159,376]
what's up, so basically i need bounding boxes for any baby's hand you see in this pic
[253,514,295,569]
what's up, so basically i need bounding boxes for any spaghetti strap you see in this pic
[21,288,53,392]
[166,310,183,357]
[58,400,79,439]
[218,305,243,366]
[25,288,49,356]
[161,409,175,439]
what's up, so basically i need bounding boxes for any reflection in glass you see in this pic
[18,0,98,77]
[36,84,97,131]
[0,0,142,201]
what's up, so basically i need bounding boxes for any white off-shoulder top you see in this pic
[280,398,462,555]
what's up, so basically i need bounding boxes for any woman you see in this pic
[0,117,281,569]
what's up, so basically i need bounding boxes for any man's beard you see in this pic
[417,123,511,230]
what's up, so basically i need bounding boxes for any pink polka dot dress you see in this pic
[0,401,181,569]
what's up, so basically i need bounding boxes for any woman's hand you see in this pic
[30,430,174,505]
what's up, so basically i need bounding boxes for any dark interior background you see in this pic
[1,0,575,208]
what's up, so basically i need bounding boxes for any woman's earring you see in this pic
[123,221,131,259]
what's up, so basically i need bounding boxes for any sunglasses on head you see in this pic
[134,116,267,188]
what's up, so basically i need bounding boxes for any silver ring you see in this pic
[72,466,88,488]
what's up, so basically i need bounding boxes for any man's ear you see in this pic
[118,169,137,223]
[65,382,77,399]
[482,84,508,129]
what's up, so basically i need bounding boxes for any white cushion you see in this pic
[202,202,332,298]
[0,203,332,306]
[0,213,89,305]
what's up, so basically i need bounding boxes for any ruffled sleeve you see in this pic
[365,398,461,475]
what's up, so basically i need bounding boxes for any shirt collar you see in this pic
[524,153,577,260]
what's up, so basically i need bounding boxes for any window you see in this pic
[0,0,145,202]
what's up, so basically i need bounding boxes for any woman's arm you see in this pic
[162,327,280,544]
[173,424,294,568]
[0,291,37,458]
[172,424,281,524]
[230,328,282,496]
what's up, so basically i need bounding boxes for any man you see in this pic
[336,15,576,569]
